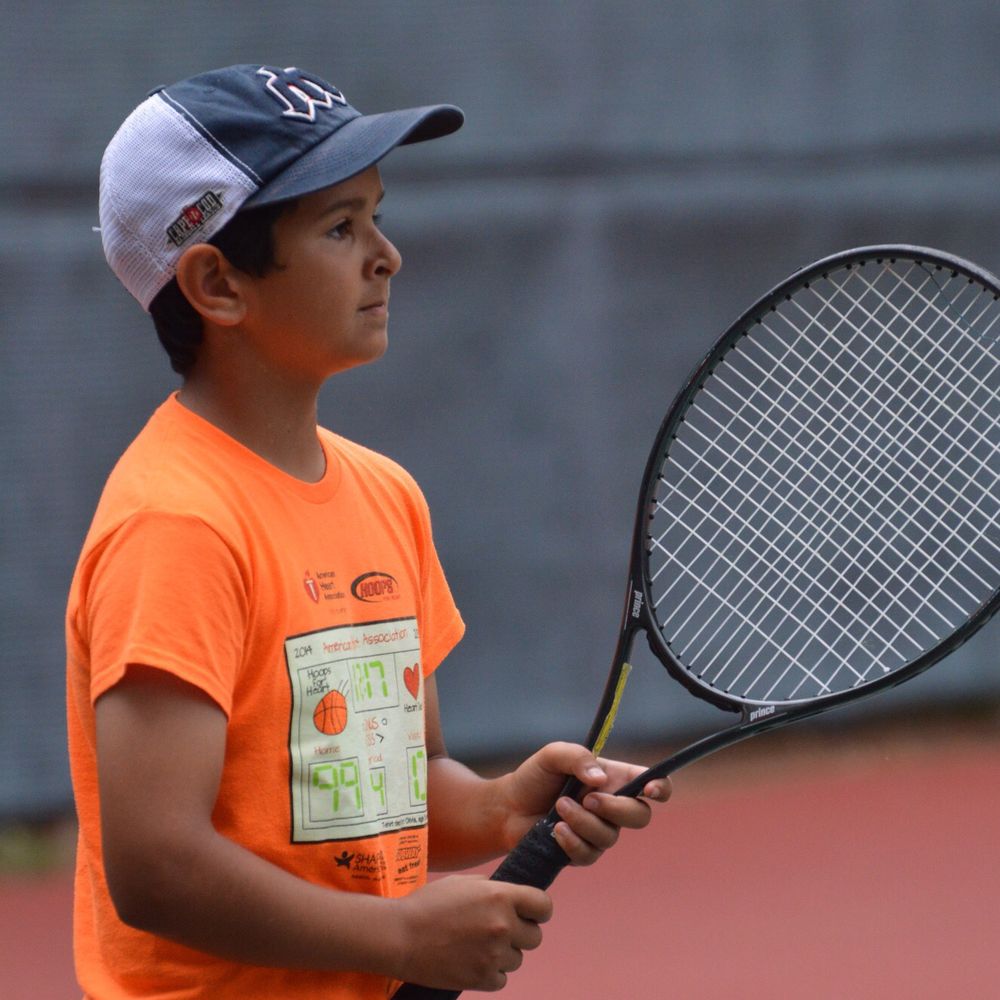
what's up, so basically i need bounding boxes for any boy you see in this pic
[67,64,669,999]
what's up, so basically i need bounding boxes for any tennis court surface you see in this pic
[3,715,998,999]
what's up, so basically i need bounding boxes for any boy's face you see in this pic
[239,165,402,382]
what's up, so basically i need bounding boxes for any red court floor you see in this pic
[3,720,998,999]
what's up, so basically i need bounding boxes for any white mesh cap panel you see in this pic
[99,94,258,310]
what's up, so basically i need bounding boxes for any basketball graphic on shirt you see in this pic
[313,689,348,735]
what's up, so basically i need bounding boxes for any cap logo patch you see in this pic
[166,191,223,247]
[257,66,347,122]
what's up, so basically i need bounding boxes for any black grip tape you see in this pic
[392,983,459,1000]
[489,815,570,890]
[392,818,570,999]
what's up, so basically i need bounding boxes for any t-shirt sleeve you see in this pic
[83,511,249,714]
[405,482,464,677]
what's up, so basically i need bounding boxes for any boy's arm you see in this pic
[423,676,671,872]
[96,665,551,991]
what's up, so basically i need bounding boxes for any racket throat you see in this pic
[591,661,632,756]
[616,708,798,794]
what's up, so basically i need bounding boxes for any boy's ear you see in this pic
[174,244,248,327]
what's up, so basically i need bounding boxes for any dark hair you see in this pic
[149,198,296,376]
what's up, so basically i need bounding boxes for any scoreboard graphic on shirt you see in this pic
[284,617,427,843]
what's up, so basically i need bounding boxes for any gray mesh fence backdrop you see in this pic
[3,1,999,820]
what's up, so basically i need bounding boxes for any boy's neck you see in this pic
[177,375,327,484]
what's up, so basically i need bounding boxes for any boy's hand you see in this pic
[500,742,671,866]
[393,874,552,991]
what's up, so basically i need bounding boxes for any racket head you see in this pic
[631,245,1000,720]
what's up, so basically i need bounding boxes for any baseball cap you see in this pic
[99,64,464,310]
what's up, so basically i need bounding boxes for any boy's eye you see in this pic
[327,212,383,240]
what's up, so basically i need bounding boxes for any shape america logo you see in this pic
[257,66,347,122]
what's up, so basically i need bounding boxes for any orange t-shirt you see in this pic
[66,394,464,999]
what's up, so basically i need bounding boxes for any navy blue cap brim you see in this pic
[243,103,463,207]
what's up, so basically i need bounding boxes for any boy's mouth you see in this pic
[360,300,388,318]
[360,293,389,314]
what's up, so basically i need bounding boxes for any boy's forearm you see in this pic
[113,823,410,976]
[426,755,513,870]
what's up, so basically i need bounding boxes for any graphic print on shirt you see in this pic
[285,617,426,843]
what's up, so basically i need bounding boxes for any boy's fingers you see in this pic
[551,819,604,867]
[581,792,654,830]
[538,743,608,786]
[641,777,672,802]
[510,884,554,924]
[555,796,621,851]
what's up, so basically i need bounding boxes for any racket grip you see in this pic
[392,983,459,1000]
[489,814,570,890]
[391,818,570,1000]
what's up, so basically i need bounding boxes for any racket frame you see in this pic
[589,245,1000,787]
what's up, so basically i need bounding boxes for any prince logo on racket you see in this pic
[67,63,671,1000]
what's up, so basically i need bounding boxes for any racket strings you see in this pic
[647,474,855,695]
[665,317,980,640]
[655,403,989,704]
[735,269,998,692]
[757,283,995,609]
[772,260,995,624]
[648,257,1000,704]
[740,269,1000,674]
[795,267,1000,564]
[796,267,1000,569]
[660,423,920,688]
[804,264,1000,469]
[648,485,856,701]
[652,300,978,685]
[658,412,911,664]
[657,420,923,702]
[650,266,987,624]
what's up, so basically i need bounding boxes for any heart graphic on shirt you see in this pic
[403,664,420,700]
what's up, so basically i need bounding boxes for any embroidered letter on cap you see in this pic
[257,67,348,122]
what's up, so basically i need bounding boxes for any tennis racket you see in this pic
[394,245,1000,999]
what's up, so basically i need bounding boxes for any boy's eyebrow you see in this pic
[317,189,386,219]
